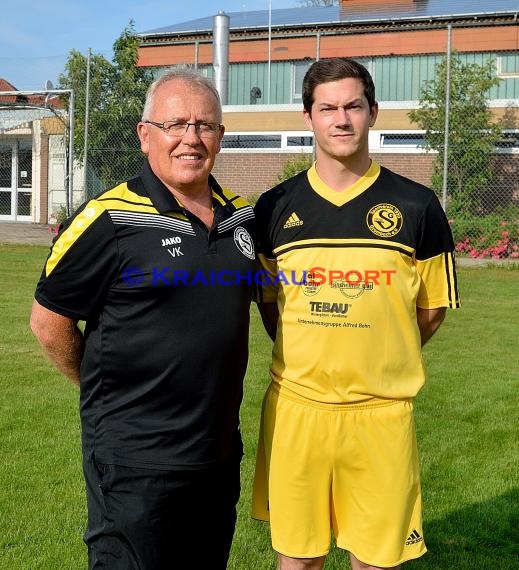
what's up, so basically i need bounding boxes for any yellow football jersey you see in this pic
[255,161,460,403]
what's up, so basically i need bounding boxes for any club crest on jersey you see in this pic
[234,226,255,259]
[366,203,403,238]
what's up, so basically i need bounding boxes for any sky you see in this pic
[0,0,298,92]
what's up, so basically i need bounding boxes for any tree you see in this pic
[278,154,313,182]
[408,53,501,215]
[58,22,154,196]
[298,0,339,6]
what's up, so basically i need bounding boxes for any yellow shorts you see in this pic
[252,384,427,566]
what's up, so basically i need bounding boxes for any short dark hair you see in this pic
[302,58,376,114]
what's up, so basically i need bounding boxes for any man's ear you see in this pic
[303,110,314,131]
[137,122,150,154]
[369,102,379,127]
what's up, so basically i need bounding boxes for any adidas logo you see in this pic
[405,529,423,545]
[283,212,304,229]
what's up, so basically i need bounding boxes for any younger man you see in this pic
[252,58,460,570]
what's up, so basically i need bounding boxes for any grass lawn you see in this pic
[0,244,517,569]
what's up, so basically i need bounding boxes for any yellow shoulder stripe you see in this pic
[218,185,236,202]
[213,186,251,210]
[98,198,157,213]
[231,195,251,209]
[98,183,156,213]
[45,200,106,277]
[100,183,152,204]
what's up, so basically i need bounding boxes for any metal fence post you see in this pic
[441,24,452,211]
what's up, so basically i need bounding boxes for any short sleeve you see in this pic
[415,195,460,309]
[35,199,119,320]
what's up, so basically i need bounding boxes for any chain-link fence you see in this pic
[78,53,518,259]
[0,89,81,224]
[371,136,519,261]
[4,44,518,259]
[83,129,143,202]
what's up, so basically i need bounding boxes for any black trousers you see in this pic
[83,450,242,570]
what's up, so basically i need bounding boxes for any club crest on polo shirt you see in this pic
[234,226,255,259]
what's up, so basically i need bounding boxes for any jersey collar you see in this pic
[308,160,381,207]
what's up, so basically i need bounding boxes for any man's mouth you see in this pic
[177,154,202,161]
[177,154,201,161]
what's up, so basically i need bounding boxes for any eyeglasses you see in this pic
[144,120,221,138]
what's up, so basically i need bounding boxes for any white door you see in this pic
[0,138,32,221]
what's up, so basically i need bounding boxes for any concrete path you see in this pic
[0,222,55,246]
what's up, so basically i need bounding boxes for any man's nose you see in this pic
[335,108,351,125]
[182,122,201,140]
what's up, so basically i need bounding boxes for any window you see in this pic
[17,139,32,188]
[291,61,312,103]
[221,134,281,149]
[0,142,12,187]
[497,55,519,78]
[496,131,519,149]
[287,136,314,147]
[221,131,314,152]
[380,134,425,147]
[378,131,519,152]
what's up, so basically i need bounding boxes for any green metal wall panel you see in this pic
[151,51,519,105]
[225,61,292,105]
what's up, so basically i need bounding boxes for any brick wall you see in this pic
[372,153,434,187]
[213,152,309,197]
[213,152,519,209]
[212,152,436,197]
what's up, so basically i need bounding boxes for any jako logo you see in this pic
[161,236,182,246]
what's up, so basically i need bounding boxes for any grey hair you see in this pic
[141,65,222,121]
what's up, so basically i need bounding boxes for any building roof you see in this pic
[0,78,63,109]
[141,0,518,37]
[0,78,22,104]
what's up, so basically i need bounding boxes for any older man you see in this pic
[31,67,256,569]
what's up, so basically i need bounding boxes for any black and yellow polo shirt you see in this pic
[35,160,256,469]
[255,161,460,404]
